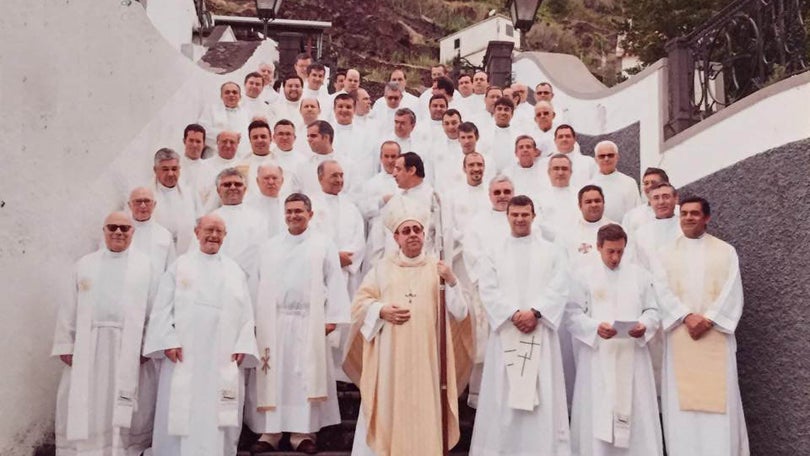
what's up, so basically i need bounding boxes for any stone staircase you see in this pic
[237,382,476,455]
[35,381,476,455]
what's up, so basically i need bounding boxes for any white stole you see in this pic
[167,253,242,435]
[67,250,150,441]
[590,265,640,448]
[254,234,329,411]
[495,237,553,411]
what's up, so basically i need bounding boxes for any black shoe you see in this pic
[296,438,318,454]
[250,440,277,453]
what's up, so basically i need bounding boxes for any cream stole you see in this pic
[663,235,731,413]
[589,265,640,448]
[167,252,243,435]
[67,250,150,441]
[494,237,553,411]
[254,234,329,411]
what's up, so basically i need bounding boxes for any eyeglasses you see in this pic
[535,111,553,117]
[220,181,245,188]
[397,225,423,235]
[596,153,617,160]
[130,199,153,206]
[492,189,513,196]
[105,224,132,233]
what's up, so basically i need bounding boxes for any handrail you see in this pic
[664,0,808,138]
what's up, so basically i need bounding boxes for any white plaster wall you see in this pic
[0,1,275,453]
[145,0,197,51]
[660,77,810,187]
[513,56,667,177]
[440,17,520,65]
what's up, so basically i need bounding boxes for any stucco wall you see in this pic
[0,1,275,453]
[677,138,810,455]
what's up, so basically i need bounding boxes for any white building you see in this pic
[439,14,521,67]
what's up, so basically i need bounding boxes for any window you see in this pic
[506,24,514,37]
[454,38,460,49]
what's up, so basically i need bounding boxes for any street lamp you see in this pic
[508,0,542,33]
[255,0,283,39]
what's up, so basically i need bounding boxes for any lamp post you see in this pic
[255,0,283,40]
[508,0,542,34]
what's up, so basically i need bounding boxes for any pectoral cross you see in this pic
[260,347,271,375]
[578,242,593,254]
[405,292,416,305]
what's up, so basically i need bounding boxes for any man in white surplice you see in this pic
[149,148,201,254]
[197,131,243,213]
[529,101,561,158]
[332,93,375,190]
[651,196,749,456]
[295,120,351,197]
[269,119,306,193]
[503,135,547,206]
[311,160,366,297]
[555,184,617,408]
[430,109,468,195]
[197,82,251,156]
[245,163,287,238]
[479,96,521,175]
[589,141,640,223]
[357,141,400,273]
[241,72,273,124]
[557,184,615,265]
[144,213,258,456]
[443,152,491,408]
[210,168,266,278]
[52,212,154,456]
[445,152,490,243]
[240,120,275,199]
[269,75,304,130]
[543,125,596,192]
[635,182,681,270]
[246,193,350,455]
[538,153,580,242]
[621,168,670,236]
[179,124,214,194]
[567,224,663,456]
[127,187,176,282]
[470,195,571,456]
[126,188,174,449]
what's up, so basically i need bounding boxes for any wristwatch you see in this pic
[531,308,542,320]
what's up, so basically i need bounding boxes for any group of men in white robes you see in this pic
[53,57,750,456]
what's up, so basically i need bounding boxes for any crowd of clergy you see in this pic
[51,53,750,456]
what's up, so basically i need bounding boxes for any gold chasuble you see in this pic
[662,234,732,413]
[344,253,474,455]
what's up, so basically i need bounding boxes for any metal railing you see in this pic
[665,0,808,137]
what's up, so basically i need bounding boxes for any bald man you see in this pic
[53,211,155,455]
[128,187,176,280]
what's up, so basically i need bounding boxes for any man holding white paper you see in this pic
[567,224,663,455]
